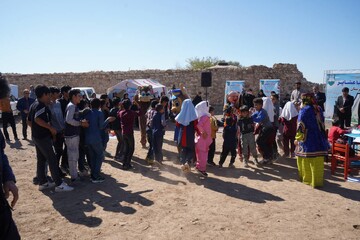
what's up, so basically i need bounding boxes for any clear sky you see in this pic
[1,0,359,83]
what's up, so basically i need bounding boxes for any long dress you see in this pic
[295,105,329,187]
[195,115,212,172]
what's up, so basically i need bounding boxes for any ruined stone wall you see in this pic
[4,63,322,111]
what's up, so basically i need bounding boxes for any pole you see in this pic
[205,87,208,106]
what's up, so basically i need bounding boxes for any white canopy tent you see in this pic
[107,79,166,100]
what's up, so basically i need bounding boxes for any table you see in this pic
[344,133,360,145]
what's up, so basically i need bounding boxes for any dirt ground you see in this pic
[3,118,360,240]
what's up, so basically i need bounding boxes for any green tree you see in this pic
[186,57,242,69]
[186,57,219,70]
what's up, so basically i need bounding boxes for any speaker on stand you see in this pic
[201,72,212,105]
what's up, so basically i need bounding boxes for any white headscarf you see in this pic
[280,101,298,121]
[195,101,210,119]
[262,97,274,122]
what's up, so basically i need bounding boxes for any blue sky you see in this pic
[0,0,359,83]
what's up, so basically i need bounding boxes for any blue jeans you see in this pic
[87,142,104,179]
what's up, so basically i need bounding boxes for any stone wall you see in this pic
[4,63,322,111]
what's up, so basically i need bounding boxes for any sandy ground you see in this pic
[3,117,360,240]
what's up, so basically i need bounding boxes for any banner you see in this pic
[224,80,245,104]
[325,70,360,122]
[259,79,280,97]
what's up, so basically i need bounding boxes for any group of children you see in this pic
[172,93,302,177]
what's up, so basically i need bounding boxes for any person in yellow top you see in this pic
[207,106,218,166]
[0,87,18,141]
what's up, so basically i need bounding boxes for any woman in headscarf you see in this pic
[175,99,198,172]
[194,101,212,176]
[279,101,298,158]
[295,93,329,187]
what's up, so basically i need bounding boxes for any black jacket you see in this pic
[334,94,354,117]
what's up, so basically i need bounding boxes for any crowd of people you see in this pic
[1,72,355,239]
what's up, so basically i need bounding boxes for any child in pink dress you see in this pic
[194,101,212,176]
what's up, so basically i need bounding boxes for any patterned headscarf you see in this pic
[301,93,316,106]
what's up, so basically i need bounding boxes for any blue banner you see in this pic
[224,80,245,104]
[325,70,360,122]
[259,79,280,98]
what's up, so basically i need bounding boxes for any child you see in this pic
[219,117,237,168]
[279,101,298,158]
[195,101,212,176]
[100,99,110,156]
[207,106,218,166]
[64,89,89,182]
[151,104,166,164]
[238,105,259,167]
[175,99,198,172]
[328,119,350,146]
[109,98,124,160]
[118,99,140,170]
[270,94,280,160]
[145,100,159,164]
[252,98,274,164]
[78,99,90,177]
[84,98,105,183]
[109,97,124,160]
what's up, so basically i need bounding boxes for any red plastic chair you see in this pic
[331,141,360,180]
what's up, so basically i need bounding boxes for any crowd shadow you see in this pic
[184,173,284,203]
[105,156,284,203]
[43,173,154,228]
[104,157,187,186]
[205,156,299,182]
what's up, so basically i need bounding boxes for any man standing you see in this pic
[334,87,354,128]
[0,75,20,240]
[16,89,35,140]
[290,81,305,110]
[28,85,73,192]
[313,86,326,112]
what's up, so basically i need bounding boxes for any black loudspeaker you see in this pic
[201,72,212,87]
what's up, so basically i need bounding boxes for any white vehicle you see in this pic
[72,87,97,100]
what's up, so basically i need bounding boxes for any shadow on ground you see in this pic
[105,156,284,204]
[43,173,154,228]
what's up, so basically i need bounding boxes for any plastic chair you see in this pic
[331,141,360,180]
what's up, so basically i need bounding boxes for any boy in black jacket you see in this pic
[218,117,237,168]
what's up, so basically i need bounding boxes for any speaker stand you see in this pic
[205,87,208,106]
